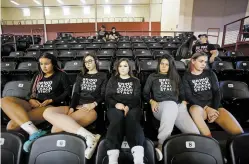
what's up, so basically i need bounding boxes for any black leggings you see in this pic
[106,108,145,150]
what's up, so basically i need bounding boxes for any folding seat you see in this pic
[101,43,117,49]
[42,51,59,58]
[95,138,156,164]
[40,44,54,51]
[76,50,96,59]
[157,38,169,45]
[44,40,54,45]
[55,44,71,51]
[70,44,85,50]
[141,36,151,40]
[226,51,249,62]
[1,62,17,73]
[99,60,112,77]
[153,50,172,59]
[163,134,224,164]
[163,43,178,52]
[133,43,148,50]
[63,60,83,83]
[212,61,236,81]
[28,133,87,164]
[235,61,249,83]
[118,38,130,43]
[147,43,163,50]
[1,131,25,164]
[76,36,86,40]
[120,36,130,40]
[11,61,38,81]
[153,36,162,40]
[130,36,140,40]
[2,51,24,62]
[133,49,153,60]
[131,38,144,43]
[106,39,117,44]
[68,40,78,45]
[138,60,158,87]
[115,49,133,59]
[27,44,42,51]
[19,51,41,61]
[220,81,249,123]
[58,50,76,62]
[92,39,105,44]
[236,61,249,70]
[78,39,92,44]
[144,39,156,44]
[54,40,67,45]
[85,43,101,51]
[175,61,186,76]
[96,49,115,60]
[117,42,132,49]
[163,36,173,41]
[227,133,249,164]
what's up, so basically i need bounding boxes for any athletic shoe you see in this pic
[23,130,47,152]
[85,134,101,159]
[155,144,163,161]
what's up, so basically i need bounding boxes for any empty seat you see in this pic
[2,51,24,61]
[163,134,224,164]
[71,44,85,50]
[63,60,83,83]
[130,36,141,40]
[157,39,169,44]
[163,43,178,51]
[212,61,235,81]
[44,40,54,45]
[42,51,59,57]
[28,133,87,164]
[133,49,153,60]
[171,38,181,44]
[41,44,54,51]
[141,36,152,40]
[138,60,158,86]
[96,50,115,59]
[227,133,249,164]
[27,44,42,51]
[175,61,186,76]
[120,36,129,40]
[101,43,117,49]
[78,39,92,44]
[144,39,156,44]
[19,51,41,61]
[236,61,249,70]
[93,39,105,44]
[106,39,117,44]
[98,60,112,74]
[133,43,148,49]
[1,132,24,164]
[131,38,144,43]
[17,61,38,72]
[115,49,133,59]
[226,51,244,57]
[1,62,17,72]
[58,50,76,61]
[153,50,171,59]
[2,80,31,99]
[76,50,96,58]
[220,81,249,123]
[68,40,78,44]
[147,43,163,50]
[118,38,130,43]
[55,40,67,45]
[76,36,86,40]
[117,43,132,49]
[55,44,71,50]
[85,44,101,50]
[95,138,156,164]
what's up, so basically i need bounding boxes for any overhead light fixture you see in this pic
[10,0,20,5]
[105,0,109,3]
[45,8,50,16]
[104,5,111,15]
[129,0,132,3]
[33,0,41,5]
[125,6,132,14]
[23,8,31,16]
[81,0,86,4]
[57,0,64,5]
[83,6,90,15]
[63,7,70,15]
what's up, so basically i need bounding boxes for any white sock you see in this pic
[107,149,119,164]
[76,127,94,139]
[20,121,38,135]
[131,146,144,164]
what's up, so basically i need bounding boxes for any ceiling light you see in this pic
[10,0,20,5]
[57,0,64,5]
[81,0,86,4]
[33,0,41,5]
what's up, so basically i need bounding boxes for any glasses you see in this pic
[84,59,93,64]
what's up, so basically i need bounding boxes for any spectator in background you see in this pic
[96,25,108,41]
[109,27,121,41]
[192,34,219,63]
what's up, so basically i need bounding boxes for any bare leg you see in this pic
[43,107,97,133]
[189,105,211,136]
[215,108,244,135]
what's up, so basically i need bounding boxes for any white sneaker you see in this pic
[155,148,163,161]
[85,134,101,159]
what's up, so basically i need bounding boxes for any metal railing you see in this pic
[222,16,249,50]
[1,17,144,25]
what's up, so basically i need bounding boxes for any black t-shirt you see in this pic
[192,43,216,57]
[143,73,185,103]
[28,71,71,106]
[70,72,107,109]
[182,70,221,109]
[109,31,121,37]
[105,76,141,109]
[97,30,108,39]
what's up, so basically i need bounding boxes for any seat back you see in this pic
[163,134,224,164]
[227,133,249,164]
[95,138,156,164]
[212,61,234,71]
[17,61,38,71]
[219,81,249,99]
[28,134,86,164]
[2,81,31,98]
[1,62,16,71]
[115,49,133,58]
[1,132,24,164]
[63,60,83,71]
[236,61,249,70]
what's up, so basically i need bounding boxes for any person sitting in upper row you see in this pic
[109,27,121,41]
[96,25,109,41]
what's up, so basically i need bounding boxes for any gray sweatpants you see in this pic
[153,101,200,144]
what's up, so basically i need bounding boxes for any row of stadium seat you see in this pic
[1,130,249,164]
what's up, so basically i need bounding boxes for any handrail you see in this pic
[224,16,249,26]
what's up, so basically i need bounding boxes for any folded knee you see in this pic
[1,97,15,107]
[6,121,20,131]
[42,107,54,119]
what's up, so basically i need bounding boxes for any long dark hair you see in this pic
[32,53,62,97]
[188,52,208,72]
[81,53,99,75]
[157,55,180,96]
[115,58,134,77]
